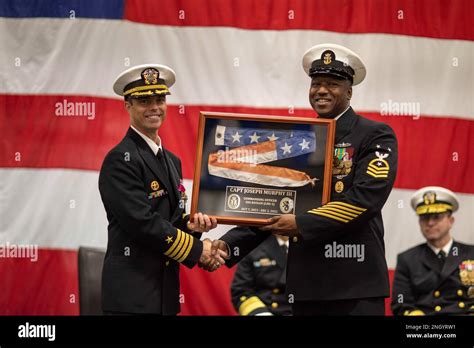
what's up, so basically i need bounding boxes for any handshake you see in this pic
[186,212,229,272]
[199,239,229,272]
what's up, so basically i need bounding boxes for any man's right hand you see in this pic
[198,239,228,272]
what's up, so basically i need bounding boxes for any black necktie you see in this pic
[157,148,169,174]
[437,250,446,265]
[281,243,288,254]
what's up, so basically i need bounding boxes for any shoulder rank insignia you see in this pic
[366,151,390,178]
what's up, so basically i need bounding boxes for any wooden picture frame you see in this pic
[191,112,335,225]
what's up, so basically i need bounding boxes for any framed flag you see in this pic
[191,112,336,225]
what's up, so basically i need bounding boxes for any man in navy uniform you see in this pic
[99,64,223,315]
[391,186,474,315]
[231,235,291,316]
[210,44,398,315]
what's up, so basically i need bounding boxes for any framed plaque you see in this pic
[191,112,335,225]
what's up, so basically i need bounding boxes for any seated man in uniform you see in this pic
[231,235,291,316]
[391,186,474,315]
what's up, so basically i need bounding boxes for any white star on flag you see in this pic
[249,132,260,143]
[267,133,279,141]
[281,142,292,154]
[299,138,310,150]
[232,131,242,143]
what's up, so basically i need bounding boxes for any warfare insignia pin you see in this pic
[151,181,160,191]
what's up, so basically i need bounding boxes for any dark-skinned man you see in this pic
[206,44,398,315]
[392,186,474,316]
[99,64,224,315]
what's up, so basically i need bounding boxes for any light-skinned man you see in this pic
[99,64,224,315]
[392,186,474,315]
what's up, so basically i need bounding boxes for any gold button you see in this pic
[435,305,441,312]
[165,261,170,266]
[271,302,278,309]
[457,289,463,296]
[433,290,440,298]
[272,288,280,294]
[292,237,298,243]
[458,302,465,309]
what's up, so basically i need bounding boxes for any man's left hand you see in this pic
[259,214,300,237]
[187,213,217,232]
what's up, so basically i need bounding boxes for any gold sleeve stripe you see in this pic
[312,207,357,220]
[308,210,350,223]
[368,163,389,170]
[172,232,190,260]
[239,296,267,316]
[367,167,389,174]
[366,170,388,178]
[168,232,189,260]
[177,234,194,263]
[367,168,389,175]
[164,229,183,257]
[325,203,363,216]
[307,201,366,223]
[405,309,425,316]
[327,201,366,213]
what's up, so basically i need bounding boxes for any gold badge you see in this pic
[323,52,332,65]
[423,191,437,205]
[141,68,159,85]
[459,260,474,286]
[335,181,344,193]
[151,181,160,191]
[468,286,474,298]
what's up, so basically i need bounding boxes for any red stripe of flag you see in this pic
[124,0,474,40]
[2,94,473,193]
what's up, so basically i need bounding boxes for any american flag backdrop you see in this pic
[1,0,473,315]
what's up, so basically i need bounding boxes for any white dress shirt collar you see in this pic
[276,236,289,249]
[334,106,351,121]
[130,125,162,156]
[428,238,453,256]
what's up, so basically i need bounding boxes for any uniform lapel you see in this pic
[164,149,183,223]
[334,107,358,144]
[420,244,442,274]
[127,128,174,196]
[269,236,287,270]
[438,241,463,286]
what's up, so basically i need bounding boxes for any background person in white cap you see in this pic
[211,44,398,315]
[98,64,224,315]
[391,186,474,316]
